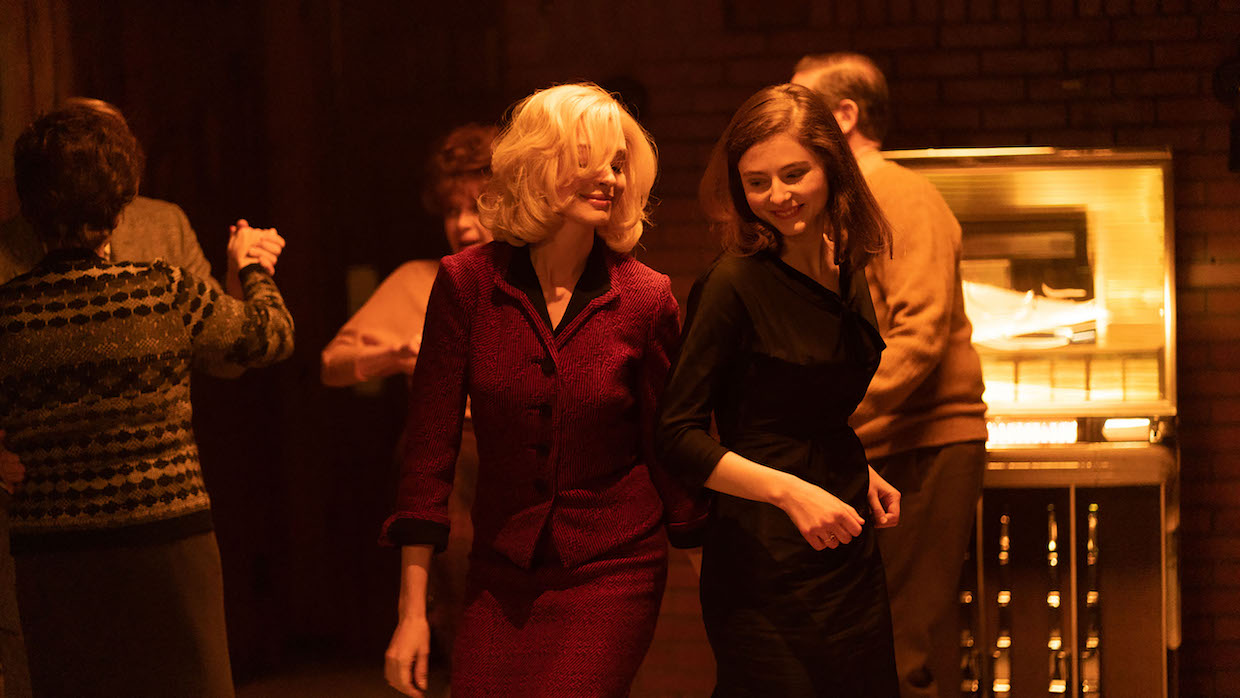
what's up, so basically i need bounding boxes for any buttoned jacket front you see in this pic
[381,240,704,569]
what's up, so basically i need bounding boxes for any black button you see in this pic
[538,357,555,376]
[536,403,552,418]
[533,443,550,457]
[533,478,550,495]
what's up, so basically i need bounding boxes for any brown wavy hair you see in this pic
[422,123,499,216]
[699,83,890,266]
[14,105,144,251]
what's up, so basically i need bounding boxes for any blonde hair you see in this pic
[478,83,657,253]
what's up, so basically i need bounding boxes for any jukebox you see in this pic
[886,147,1180,698]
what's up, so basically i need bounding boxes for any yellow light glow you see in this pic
[1102,417,1151,441]
[884,146,1055,159]
[987,420,1078,446]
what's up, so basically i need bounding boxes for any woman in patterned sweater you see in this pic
[0,106,294,697]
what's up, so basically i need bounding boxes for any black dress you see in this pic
[657,251,899,697]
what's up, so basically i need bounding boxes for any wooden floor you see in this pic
[237,663,397,698]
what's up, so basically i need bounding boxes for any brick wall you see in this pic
[497,1,1240,695]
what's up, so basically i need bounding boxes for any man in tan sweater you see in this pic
[794,54,988,698]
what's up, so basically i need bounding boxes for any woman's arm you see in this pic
[656,263,865,550]
[379,259,473,551]
[321,261,437,387]
[182,225,294,376]
[385,545,433,697]
[639,277,710,548]
[380,259,473,695]
[705,451,863,549]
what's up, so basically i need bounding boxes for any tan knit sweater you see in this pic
[849,149,988,459]
[320,259,438,385]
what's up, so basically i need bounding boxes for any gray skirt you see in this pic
[15,531,233,698]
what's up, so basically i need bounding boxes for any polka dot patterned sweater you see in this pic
[0,249,294,553]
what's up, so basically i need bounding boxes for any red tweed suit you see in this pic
[381,240,706,697]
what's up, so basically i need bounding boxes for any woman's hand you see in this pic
[778,477,865,550]
[867,465,901,529]
[386,545,433,696]
[385,615,431,697]
[701,451,865,551]
[349,333,420,382]
[388,333,422,374]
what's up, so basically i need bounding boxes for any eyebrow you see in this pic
[740,160,812,177]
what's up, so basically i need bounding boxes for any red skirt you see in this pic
[451,524,668,697]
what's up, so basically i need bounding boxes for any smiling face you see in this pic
[442,184,492,253]
[737,132,828,239]
[558,147,628,232]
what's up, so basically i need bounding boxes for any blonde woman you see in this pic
[381,83,706,697]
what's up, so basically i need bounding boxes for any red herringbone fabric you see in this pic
[380,240,707,694]
[380,240,707,567]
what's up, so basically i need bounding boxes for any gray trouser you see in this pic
[874,441,986,698]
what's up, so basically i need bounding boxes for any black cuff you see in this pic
[238,263,268,280]
[384,517,449,552]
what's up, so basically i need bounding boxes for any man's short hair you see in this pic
[794,53,890,144]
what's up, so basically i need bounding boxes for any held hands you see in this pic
[867,465,901,529]
[225,219,286,299]
[779,477,865,551]
[227,219,286,276]
[385,616,431,697]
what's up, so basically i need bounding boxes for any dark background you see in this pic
[3,1,1239,695]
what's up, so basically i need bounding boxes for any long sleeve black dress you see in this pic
[657,250,899,697]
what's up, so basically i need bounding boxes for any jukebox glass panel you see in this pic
[888,149,1174,417]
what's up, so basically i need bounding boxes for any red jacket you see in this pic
[381,241,706,569]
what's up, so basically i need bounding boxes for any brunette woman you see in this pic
[1,106,293,698]
[320,123,497,387]
[656,83,902,696]
[382,83,705,698]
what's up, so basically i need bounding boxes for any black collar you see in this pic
[504,235,611,335]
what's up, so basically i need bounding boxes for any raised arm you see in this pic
[224,218,286,300]
[181,225,294,376]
